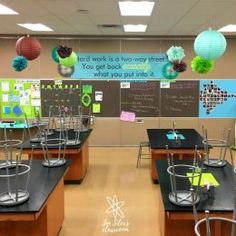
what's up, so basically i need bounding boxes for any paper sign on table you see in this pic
[187,173,219,187]
[166,133,185,140]
[2,94,9,102]
[95,91,103,101]
[92,103,101,113]
[120,111,136,122]
[82,85,92,94]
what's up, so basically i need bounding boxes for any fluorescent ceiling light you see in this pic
[119,1,155,16]
[0,4,18,15]
[124,24,147,32]
[17,23,53,32]
[218,24,236,32]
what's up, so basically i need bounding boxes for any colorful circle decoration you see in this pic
[194,29,227,60]
[81,94,92,107]
[12,56,28,72]
[57,45,72,58]
[16,36,41,60]
[59,51,77,67]
[191,56,214,74]
[166,46,185,62]
[162,63,179,80]
[51,47,59,63]
[173,61,187,73]
[57,64,74,77]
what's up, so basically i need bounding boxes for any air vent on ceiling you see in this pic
[98,24,122,29]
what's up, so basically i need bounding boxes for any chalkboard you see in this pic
[120,81,160,117]
[81,80,120,117]
[40,80,81,117]
[160,80,199,117]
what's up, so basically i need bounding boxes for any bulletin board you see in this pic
[81,80,120,117]
[40,80,81,117]
[0,79,41,119]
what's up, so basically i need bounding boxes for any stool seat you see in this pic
[136,141,150,168]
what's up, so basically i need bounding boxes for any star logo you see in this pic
[105,195,125,220]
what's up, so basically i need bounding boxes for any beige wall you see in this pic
[0,38,235,145]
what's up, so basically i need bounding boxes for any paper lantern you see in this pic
[16,36,41,60]
[162,63,178,80]
[12,56,28,72]
[166,46,185,62]
[194,29,227,60]
[51,47,59,63]
[191,56,214,74]
[59,51,77,67]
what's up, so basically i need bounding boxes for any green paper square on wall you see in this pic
[83,85,92,94]
[93,103,101,113]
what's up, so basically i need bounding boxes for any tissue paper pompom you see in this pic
[191,56,214,74]
[173,61,187,73]
[166,46,185,62]
[57,45,72,58]
[51,47,60,63]
[162,63,179,80]
[12,56,28,72]
[59,51,77,67]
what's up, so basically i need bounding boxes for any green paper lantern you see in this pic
[191,56,214,74]
[194,29,227,60]
[51,47,59,63]
[59,51,77,67]
[162,63,178,80]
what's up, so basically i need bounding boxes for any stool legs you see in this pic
[136,145,142,168]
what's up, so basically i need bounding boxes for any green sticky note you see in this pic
[187,172,220,187]
[93,103,101,113]
[83,85,92,94]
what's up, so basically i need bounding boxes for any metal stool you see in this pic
[166,145,204,206]
[192,149,236,236]
[202,127,231,167]
[41,138,66,167]
[136,141,150,168]
[0,139,34,206]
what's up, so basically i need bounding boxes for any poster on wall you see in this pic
[71,53,169,80]
[0,79,41,119]
[199,80,236,118]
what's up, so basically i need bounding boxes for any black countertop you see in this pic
[156,159,235,212]
[22,129,92,149]
[147,129,205,149]
[0,160,70,213]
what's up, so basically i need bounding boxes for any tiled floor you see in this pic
[59,147,161,236]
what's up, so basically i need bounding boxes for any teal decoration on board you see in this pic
[194,29,227,60]
[166,46,185,62]
[162,63,179,80]
[12,56,28,72]
[51,47,59,63]
[59,51,77,67]
[191,56,214,74]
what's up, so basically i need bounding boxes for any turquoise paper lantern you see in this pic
[194,29,227,60]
